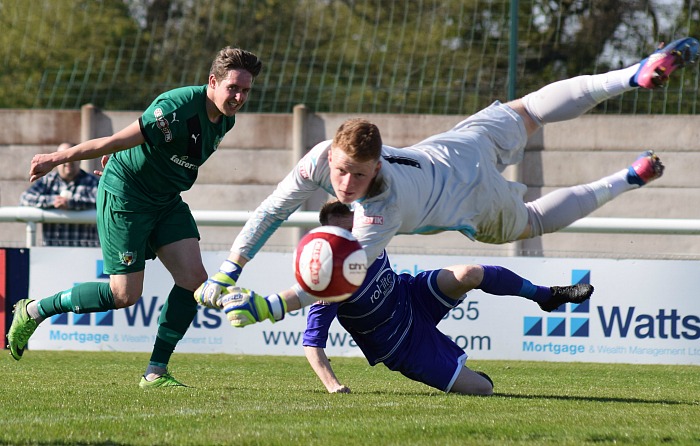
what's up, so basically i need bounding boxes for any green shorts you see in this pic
[97,188,200,275]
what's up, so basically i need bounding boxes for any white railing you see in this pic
[0,207,321,247]
[1,206,700,248]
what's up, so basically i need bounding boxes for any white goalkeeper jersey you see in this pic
[232,101,531,263]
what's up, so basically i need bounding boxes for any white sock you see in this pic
[526,169,635,237]
[589,169,638,201]
[522,66,640,126]
[586,65,640,102]
[26,301,45,324]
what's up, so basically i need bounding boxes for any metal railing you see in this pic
[0,207,321,247]
[2,206,700,248]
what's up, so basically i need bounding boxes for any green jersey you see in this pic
[101,85,235,206]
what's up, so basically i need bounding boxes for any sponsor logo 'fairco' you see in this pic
[170,155,199,170]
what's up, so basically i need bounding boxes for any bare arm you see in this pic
[304,346,350,394]
[29,120,145,182]
[224,251,249,268]
[220,285,349,393]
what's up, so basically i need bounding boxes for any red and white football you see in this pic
[294,226,368,302]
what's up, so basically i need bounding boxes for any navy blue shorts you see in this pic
[382,270,468,392]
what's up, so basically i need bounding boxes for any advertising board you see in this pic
[27,248,700,365]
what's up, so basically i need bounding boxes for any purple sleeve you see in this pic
[302,302,339,348]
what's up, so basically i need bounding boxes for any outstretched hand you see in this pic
[194,277,229,309]
[221,287,268,327]
[221,288,287,327]
[29,154,56,182]
[194,260,243,309]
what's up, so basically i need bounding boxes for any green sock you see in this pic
[149,285,198,366]
[37,282,115,318]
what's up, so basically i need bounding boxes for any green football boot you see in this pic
[7,299,39,361]
[139,372,188,389]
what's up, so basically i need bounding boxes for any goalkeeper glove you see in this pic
[221,287,287,327]
[194,260,243,309]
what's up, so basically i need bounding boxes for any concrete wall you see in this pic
[1,106,698,259]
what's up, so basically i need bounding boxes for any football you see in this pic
[294,226,368,302]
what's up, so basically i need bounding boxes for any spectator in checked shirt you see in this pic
[19,142,100,247]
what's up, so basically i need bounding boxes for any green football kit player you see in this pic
[9,47,262,388]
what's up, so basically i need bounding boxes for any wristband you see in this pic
[219,260,242,282]
[266,294,286,322]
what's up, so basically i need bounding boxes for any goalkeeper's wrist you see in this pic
[217,260,243,285]
[265,294,287,322]
[292,283,319,308]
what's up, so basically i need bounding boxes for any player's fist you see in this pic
[221,289,287,327]
[29,153,55,182]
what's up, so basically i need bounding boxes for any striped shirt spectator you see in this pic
[19,143,100,247]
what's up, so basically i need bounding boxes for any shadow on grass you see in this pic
[494,392,698,406]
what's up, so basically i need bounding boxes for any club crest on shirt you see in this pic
[154,108,173,142]
[119,251,136,266]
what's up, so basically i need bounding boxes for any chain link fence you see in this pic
[2,0,699,115]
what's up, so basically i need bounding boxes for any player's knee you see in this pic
[438,265,485,298]
[523,203,543,238]
[508,97,542,135]
[457,265,484,289]
[466,380,494,397]
[450,382,493,396]
[477,386,494,396]
[176,269,208,292]
[474,371,494,396]
[108,273,145,308]
[475,381,494,396]
[111,288,143,308]
[449,369,494,396]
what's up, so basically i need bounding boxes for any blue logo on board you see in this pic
[523,270,590,338]
[50,260,112,326]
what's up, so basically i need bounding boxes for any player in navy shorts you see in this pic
[303,251,482,394]
[223,201,593,395]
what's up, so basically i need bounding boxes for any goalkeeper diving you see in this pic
[200,200,593,395]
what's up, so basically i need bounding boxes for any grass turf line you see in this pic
[1,351,699,445]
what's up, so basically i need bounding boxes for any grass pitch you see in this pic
[1,351,698,445]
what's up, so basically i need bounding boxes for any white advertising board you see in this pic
[28,247,700,365]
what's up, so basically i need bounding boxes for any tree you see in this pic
[1,0,696,114]
[0,0,140,109]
